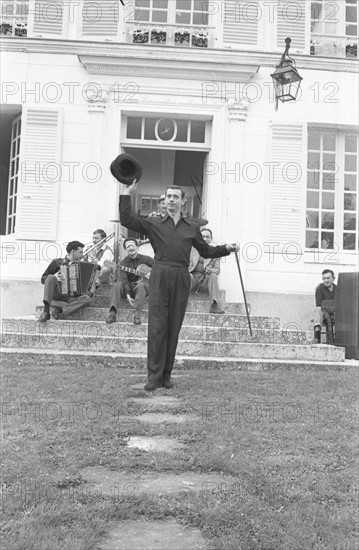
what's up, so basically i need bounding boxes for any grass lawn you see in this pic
[1,354,358,550]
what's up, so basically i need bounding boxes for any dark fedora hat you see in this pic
[110,154,142,185]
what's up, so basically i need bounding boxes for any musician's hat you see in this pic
[110,154,142,185]
[123,237,139,249]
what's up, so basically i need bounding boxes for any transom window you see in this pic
[306,129,358,252]
[124,116,210,149]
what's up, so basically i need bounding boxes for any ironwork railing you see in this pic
[0,21,27,37]
[126,21,214,48]
[311,33,358,58]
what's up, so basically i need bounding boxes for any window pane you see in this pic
[343,233,356,250]
[307,191,319,208]
[135,8,150,21]
[346,5,357,22]
[308,134,320,150]
[323,153,335,166]
[345,154,357,171]
[308,152,320,169]
[136,0,150,7]
[177,0,191,9]
[144,118,156,140]
[176,12,191,23]
[195,0,209,10]
[190,121,206,143]
[153,0,167,8]
[152,10,167,22]
[174,120,188,142]
[193,12,208,24]
[306,231,319,248]
[308,171,320,189]
[322,193,334,210]
[346,23,357,35]
[344,193,356,210]
[344,213,356,230]
[345,135,357,152]
[322,172,335,190]
[323,134,336,151]
[126,117,142,139]
[321,232,334,249]
[307,211,319,228]
[344,173,357,191]
[322,212,334,228]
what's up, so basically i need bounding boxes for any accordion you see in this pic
[60,262,96,297]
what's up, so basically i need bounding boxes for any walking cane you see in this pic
[234,250,253,339]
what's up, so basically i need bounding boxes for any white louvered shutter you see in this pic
[81,0,120,40]
[16,108,63,241]
[222,0,260,49]
[268,122,307,247]
[276,0,309,54]
[29,0,64,37]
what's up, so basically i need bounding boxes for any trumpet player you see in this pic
[190,228,225,314]
[84,229,114,286]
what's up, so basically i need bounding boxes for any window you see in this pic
[130,0,211,47]
[0,0,28,37]
[124,116,209,149]
[310,0,358,58]
[6,115,21,234]
[306,129,358,252]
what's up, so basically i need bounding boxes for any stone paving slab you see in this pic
[127,436,185,452]
[126,396,182,408]
[80,467,236,496]
[96,519,208,550]
[135,412,197,424]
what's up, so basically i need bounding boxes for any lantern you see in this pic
[271,38,303,110]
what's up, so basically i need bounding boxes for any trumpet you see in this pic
[83,232,115,262]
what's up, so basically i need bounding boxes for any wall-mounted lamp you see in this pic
[271,37,303,111]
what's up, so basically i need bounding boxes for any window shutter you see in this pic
[268,122,307,247]
[30,0,64,37]
[276,0,308,54]
[81,0,120,40]
[222,0,260,48]
[16,108,62,241]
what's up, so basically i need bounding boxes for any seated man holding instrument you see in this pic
[105,238,154,325]
[313,269,336,344]
[38,241,92,322]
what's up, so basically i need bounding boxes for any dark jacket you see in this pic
[40,257,70,285]
[315,282,337,307]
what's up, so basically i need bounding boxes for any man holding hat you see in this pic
[106,237,154,325]
[119,181,239,391]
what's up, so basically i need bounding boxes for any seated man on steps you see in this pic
[106,238,154,325]
[190,228,225,314]
[38,241,92,322]
[84,229,114,287]
[313,269,337,344]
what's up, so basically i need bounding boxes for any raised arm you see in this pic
[119,182,150,236]
[192,228,237,259]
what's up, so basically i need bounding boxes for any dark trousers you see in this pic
[147,264,191,383]
[43,275,91,318]
[109,280,149,312]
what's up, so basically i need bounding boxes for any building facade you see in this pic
[0,0,358,323]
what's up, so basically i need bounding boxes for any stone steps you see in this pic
[34,306,279,328]
[2,318,310,344]
[89,294,247,312]
[1,348,352,370]
[0,331,345,361]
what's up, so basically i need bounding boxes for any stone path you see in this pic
[83,379,233,548]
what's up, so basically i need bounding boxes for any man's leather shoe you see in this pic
[162,379,174,389]
[210,302,225,314]
[106,311,116,324]
[38,312,50,322]
[51,308,62,320]
[134,312,141,325]
[144,381,161,391]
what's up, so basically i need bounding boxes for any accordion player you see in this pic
[60,262,96,297]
